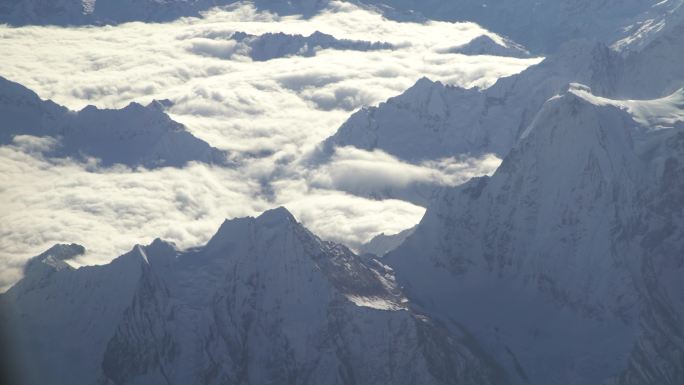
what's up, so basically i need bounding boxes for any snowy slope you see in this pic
[385,86,684,385]
[0,208,505,385]
[322,28,684,166]
[0,0,329,25]
[446,35,530,58]
[322,40,622,162]
[612,0,684,52]
[357,225,415,257]
[62,101,226,168]
[0,0,202,25]
[617,9,684,99]
[0,75,69,143]
[1,243,146,385]
[0,0,90,25]
[362,0,659,53]
[0,76,225,168]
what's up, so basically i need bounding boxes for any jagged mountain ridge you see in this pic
[1,0,673,56]
[446,35,530,58]
[231,30,393,61]
[0,75,226,168]
[321,40,623,163]
[189,30,394,61]
[385,85,684,385]
[322,23,684,166]
[0,208,505,385]
[357,225,415,257]
[362,0,663,53]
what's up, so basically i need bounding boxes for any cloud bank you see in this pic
[0,143,428,290]
[0,1,539,290]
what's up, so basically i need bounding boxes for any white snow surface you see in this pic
[446,35,530,58]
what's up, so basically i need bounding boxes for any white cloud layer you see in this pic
[309,146,502,193]
[0,1,539,154]
[0,144,426,291]
[0,1,539,290]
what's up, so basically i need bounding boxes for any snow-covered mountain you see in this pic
[0,0,329,25]
[0,0,91,25]
[363,0,662,53]
[0,207,505,385]
[235,30,393,61]
[322,26,684,166]
[612,0,684,52]
[315,40,628,204]
[0,76,226,168]
[1,0,677,57]
[446,35,530,58]
[357,225,415,257]
[0,76,70,143]
[190,30,393,61]
[321,40,622,163]
[385,85,684,385]
[616,5,684,99]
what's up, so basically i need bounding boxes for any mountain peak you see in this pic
[22,243,84,278]
[448,34,531,58]
[0,75,41,101]
[37,243,85,261]
[255,206,296,225]
[411,76,442,90]
[519,86,638,163]
[205,207,298,252]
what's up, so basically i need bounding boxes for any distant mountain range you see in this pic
[322,12,684,165]
[0,75,226,168]
[317,7,684,205]
[187,29,394,61]
[3,0,682,54]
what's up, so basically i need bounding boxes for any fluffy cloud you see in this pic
[0,1,539,290]
[188,38,240,59]
[0,143,426,291]
[305,146,501,204]
[0,145,262,289]
[0,1,539,154]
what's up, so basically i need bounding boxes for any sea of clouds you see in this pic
[0,1,541,290]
